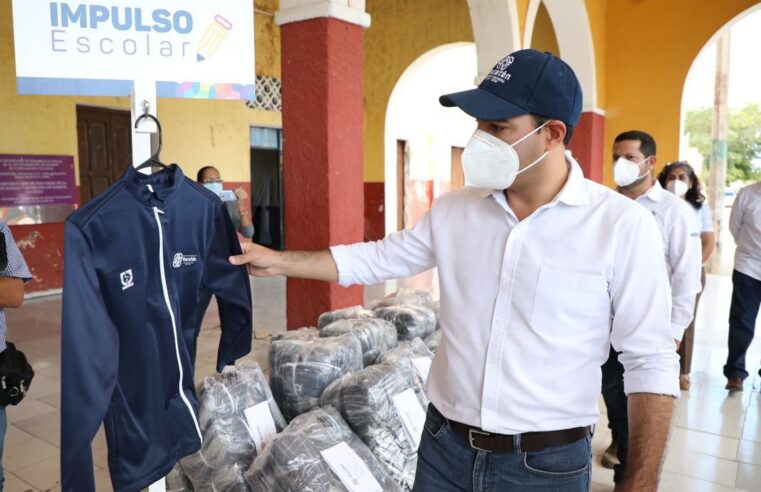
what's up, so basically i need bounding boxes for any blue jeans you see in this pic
[724,270,761,380]
[0,405,6,491]
[412,405,591,491]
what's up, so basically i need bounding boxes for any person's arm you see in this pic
[234,190,255,238]
[618,393,674,492]
[700,231,715,264]
[667,206,702,342]
[609,209,680,490]
[0,277,24,308]
[0,225,32,307]
[728,189,745,240]
[230,210,436,286]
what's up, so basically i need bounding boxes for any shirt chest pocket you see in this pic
[530,267,610,337]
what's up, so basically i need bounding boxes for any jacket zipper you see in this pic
[151,204,203,443]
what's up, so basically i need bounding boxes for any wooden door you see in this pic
[76,106,132,205]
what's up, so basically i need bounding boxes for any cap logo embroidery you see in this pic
[173,253,198,268]
[486,55,514,84]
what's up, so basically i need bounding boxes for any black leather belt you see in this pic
[448,419,591,453]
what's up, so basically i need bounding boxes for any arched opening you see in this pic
[384,43,477,235]
[528,1,559,57]
[680,4,761,275]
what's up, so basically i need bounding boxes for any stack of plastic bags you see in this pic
[165,464,193,492]
[269,334,363,421]
[317,305,376,329]
[321,361,428,490]
[373,305,437,342]
[271,327,318,341]
[320,318,398,366]
[424,330,442,354]
[373,289,435,310]
[180,362,286,492]
[245,407,402,491]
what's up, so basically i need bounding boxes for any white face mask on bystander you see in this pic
[666,179,689,198]
[613,157,649,187]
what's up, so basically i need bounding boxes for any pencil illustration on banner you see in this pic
[197,15,233,62]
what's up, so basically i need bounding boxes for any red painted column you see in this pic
[280,17,365,329]
[568,110,605,183]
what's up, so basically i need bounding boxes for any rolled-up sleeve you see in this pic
[330,211,436,287]
[610,210,680,398]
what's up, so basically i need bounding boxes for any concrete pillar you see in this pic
[276,1,371,329]
[568,109,605,183]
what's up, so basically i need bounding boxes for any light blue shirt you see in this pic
[0,223,32,352]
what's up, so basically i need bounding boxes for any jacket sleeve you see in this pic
[61,221,119,492]
[202,204,253,372]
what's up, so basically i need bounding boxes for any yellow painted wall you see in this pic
[363,0,473,183]
[601,0,760,187]
[529,2,560,57]
[0,0,281,186]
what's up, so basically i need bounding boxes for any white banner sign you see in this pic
[11,0,255,99]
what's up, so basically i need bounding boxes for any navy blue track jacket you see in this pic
[61,164,253,492]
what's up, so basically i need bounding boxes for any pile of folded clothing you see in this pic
[373,305,437,341]
[245,407,402,492]
[180,362,286,491]
[317,305,376,329]
[320,318,398,366]
[321,362,428,490]
[269,334,363,421]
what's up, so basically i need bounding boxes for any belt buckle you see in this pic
[468,429,492,452]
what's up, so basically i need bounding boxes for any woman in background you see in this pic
[659,161,715,390]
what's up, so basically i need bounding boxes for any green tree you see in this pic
[684,103,761,184]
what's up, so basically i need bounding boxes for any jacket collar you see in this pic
[123,164,183,207]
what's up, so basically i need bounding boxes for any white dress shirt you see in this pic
[330,155,679,434]
[634,182,702,341]
[729,182,761,281]
[696,202,714,233]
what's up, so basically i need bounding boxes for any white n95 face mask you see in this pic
[613,157,649,187]
[203,182,223,196]
[667,179,689,198]
[461,122,550,190]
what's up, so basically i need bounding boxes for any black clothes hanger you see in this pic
[133,112,167,171]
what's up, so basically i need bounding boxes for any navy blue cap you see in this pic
[440,49,583,127]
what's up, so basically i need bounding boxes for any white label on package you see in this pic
[392,388,426,449]
[244,402,277,454]
[411,357,432,381]
[320,442,383,492]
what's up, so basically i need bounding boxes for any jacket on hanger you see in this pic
[61,164,253,492]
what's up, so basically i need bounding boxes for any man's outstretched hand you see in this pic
[229,243,339,282]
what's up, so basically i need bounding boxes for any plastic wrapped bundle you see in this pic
[165,463,193,492]
[374,289,435,309]
[321,362,428,490]
[181,435,250,492]
[320,318,398,366]
[269,334,363,421]
[245,407,402,492]
[271,327,318,341]
[424,330,442,354]
[317,305,376,329]
[377,338,433,364]
[373,305,437,341]
[181,362,286,491]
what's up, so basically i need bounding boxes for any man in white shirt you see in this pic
[601,130,702,483]
[231,49,679,492]
[724,181,761,391]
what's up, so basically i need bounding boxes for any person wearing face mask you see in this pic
[657,161,715,391]
[599,132,702,482]
[194,165,254,359]
[228,49,680,492]
[197,166,255,239]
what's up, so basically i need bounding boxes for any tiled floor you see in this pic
[3,273,761,491]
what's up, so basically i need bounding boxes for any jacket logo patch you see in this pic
[120,269,134,290]
[172,253,198,268]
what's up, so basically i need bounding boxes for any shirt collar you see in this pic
[638,180,665,203]
[479,151,591,207]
